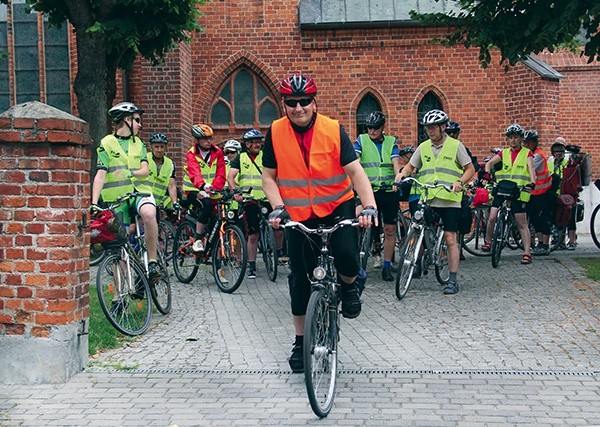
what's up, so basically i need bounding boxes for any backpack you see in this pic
[554,194,575,228]
[458,195,473,235]
[90,210,127,246]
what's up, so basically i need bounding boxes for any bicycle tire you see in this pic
[90,244,106,266]
[395,227,421,300]
[96,253,152,336]
[212,224,247,293]
[396,210,411,250]
[434,229,449,285]
[261,225,278,282]
[358,226,372,270]
[149,245,172,315]
[304,286,337,418]
[506,215,523,250]
[491,213,506,268]
[462,205,491,257]
[158,219,176,263]
[173,219,200,283]
[591,204,600,249]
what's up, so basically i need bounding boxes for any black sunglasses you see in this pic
[284,98,313,108]
[366,126,381,130]
[132,117,141,124]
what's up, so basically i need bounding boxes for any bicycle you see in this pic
[489,180,529,268]
[246,196,280,281]
[283,218,359,418]
[172,190,248,293]
[591,179,600,249]
[94,192,172,336]
[395,177,451,300]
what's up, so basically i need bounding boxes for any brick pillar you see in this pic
[0,101,91,384]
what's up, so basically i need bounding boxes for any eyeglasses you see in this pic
[283,98,313,108]
[552,151,565,155]
[366,126,381,130]
[224,150,236,155]
[247,140,262,144]
[132,117,141,124]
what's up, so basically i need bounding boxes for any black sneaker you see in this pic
[247,269,257,279]
[382,266,394,282]
[147,261,161,283]
[443,281,459,295]
[289,344,304,373]
[340,284,362,319]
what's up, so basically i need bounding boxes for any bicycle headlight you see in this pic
[313,266,326,280]
[227,210,236,219]
[260,206,269,215]
[414,210,423,221]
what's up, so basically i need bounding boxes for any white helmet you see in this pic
[422,109,448,126]
[224,139,242,153]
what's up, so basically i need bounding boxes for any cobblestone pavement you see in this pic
[1,236,599,426]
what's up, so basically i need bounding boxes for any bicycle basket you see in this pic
[90,210,127,246]
[493,180,520,201]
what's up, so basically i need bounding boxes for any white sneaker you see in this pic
[192,240,204,252]
[372,255,382,268]
[218,269,229,284]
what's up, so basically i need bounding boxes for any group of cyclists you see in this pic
[90,73,582,374]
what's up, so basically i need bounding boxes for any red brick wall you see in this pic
[123,0,599,178]
[0,111,91,337]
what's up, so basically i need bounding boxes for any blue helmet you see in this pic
[242,129,264,141]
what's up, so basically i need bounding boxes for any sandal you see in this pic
[521,254,532,265]
[481,242,492,252]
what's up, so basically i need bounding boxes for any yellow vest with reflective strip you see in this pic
[183,147,220,199]
[148,153,174,208]
[100,135,151,202]
[419,137,463,203]
[497,147,531,202]
[238,152,265,198]
[359,134,396,190]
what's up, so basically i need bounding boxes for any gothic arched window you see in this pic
[355,93,382,138]
[417,92,443,143]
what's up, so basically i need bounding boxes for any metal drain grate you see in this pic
[86,367,600,377]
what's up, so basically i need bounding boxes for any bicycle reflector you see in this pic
[313,266,326,280]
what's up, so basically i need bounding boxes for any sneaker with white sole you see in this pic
[372,255,382,268]
[192,239,204,253]
[247,269,257,279]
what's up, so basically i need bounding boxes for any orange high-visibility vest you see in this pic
[531,147,552,195]
[271,114,354,221]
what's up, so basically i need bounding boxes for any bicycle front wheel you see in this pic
[462,205,491,257]
[591,204,600,249]
[434,229,449,285]
[358,226,372,270]
[395,227,421,300]
[304,287,338,418]
[149,246,172,315]
[90,244,107,266]
[173,219,200,283]
[96,253,152,336]
[212,224,247,293]
[491,214,506,268]
[158,219,176,263]
[261,224,278,282]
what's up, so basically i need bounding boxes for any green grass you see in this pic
[575,257,600,282]
[89,286,135,356]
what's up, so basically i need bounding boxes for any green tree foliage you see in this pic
[0,0,206,172]
[411,0,600,67]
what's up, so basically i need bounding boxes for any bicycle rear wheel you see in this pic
[395,227,421,300]
[358,226,372,270]
[591,204,600,249]
[304,287,337,418]
[261,224,278,282]
[491,214,506,268]
[96,253,152,336]
[212,224,247,293]
[462,205,491,257]
[434,229,449,285]
[158,219,176,263]
[173,219,200,283]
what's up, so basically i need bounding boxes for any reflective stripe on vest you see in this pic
[100,135,147,202]
[148,153,174,207]
[497,147,532,202]
[183,147,220,199]
[271,114,354,221]
[238,152,265,198]
[359,134,396,190]
[419,137,463,203]
[531,148,552,195]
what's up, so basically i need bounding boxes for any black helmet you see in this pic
[149,132,168,144]
[108,102,144,123]
[524,129,539,142]
[505,124,524,136]
[446,121,461,133]
[365,111,386,128]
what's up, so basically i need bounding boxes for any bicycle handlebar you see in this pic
[399,177,453,193]
[283,218,359,235]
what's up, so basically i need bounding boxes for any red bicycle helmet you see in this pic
[280,74,317,96]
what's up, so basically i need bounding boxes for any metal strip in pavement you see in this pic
[85,367,600,376]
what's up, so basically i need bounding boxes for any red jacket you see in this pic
[185,144,226,191]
